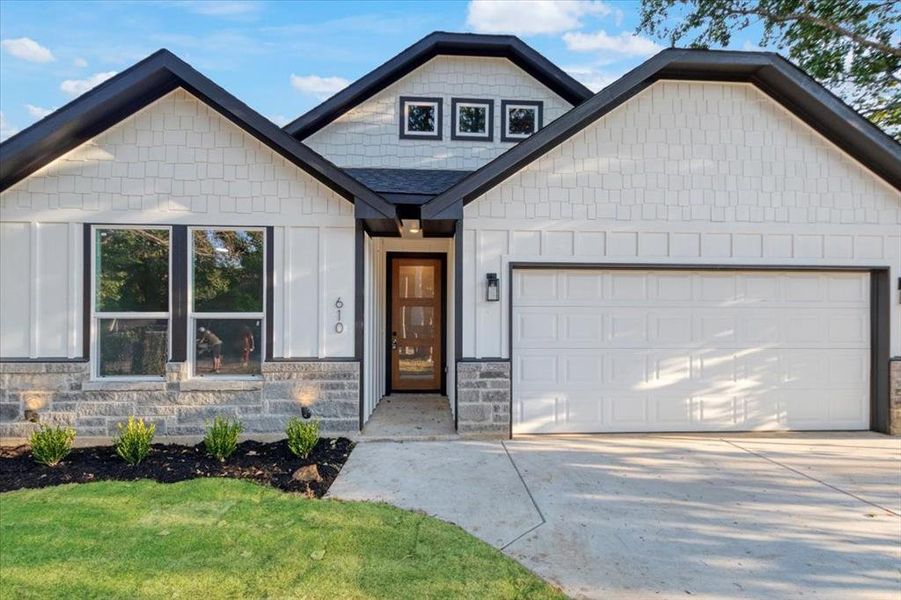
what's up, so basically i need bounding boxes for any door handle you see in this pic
[391,332,398,351]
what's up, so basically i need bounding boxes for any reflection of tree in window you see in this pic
[407,104,435,132]
[459,106,485,133]
[192,230,264,312]
[97,229,168,312]
[508,108,535,135]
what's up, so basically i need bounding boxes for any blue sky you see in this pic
[0,0,765,140]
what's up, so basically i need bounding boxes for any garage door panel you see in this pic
[512,269,870,433]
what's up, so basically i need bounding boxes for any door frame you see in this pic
[507,262,891,436]
[385,252,448,395]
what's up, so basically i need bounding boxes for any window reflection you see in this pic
[194,319,261,376]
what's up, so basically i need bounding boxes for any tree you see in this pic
[637,0,901,138]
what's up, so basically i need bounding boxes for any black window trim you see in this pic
[451,98,494,142]
[500,99,543,142]
[399,96,443,140]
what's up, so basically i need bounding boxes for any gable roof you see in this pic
[283,31,594,140]
[422,49,901,220]
[0,49,397,220]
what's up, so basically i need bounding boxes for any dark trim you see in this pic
[453,220,463,429]
[450,98,494,142]
[870,269,891,433]
[506,262,892,437]
[399,96,443,141]
[170,225,188,362]
[81,224,91,360]
[500,100,543,143]
[284,31,592,139]
[265,226,275,363]
[509,262,890,272]
[266,357,360,363]
[0,358,90,363]
[355,222,366,430]
[423,48,901,219]
[385,252,448,395]
[0,49,396,221]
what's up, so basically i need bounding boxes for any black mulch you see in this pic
[0,438,354,497]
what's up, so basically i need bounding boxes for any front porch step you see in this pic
[361,394,456,440]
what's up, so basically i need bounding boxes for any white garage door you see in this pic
[512,269,870,434]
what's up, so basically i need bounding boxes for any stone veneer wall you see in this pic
[891,358,901,436]
[456,361,511,437]
[0,361,359,441]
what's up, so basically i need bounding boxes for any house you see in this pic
[1,32,899,439]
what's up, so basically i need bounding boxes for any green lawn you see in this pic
[0,479,563,599]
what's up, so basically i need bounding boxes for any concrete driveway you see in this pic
[328,433,901,599]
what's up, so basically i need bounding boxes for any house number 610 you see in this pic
[335,297,344,333]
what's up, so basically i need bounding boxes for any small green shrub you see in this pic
[286,417,320,458]
[204,416,244,461]
[115,417,155,465]
[29,425,76,467]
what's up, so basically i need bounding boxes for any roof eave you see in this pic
[0,49,397,220]
[422,49,901,220]
[283,31,593,140]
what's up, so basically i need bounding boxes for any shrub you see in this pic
[115,417,155,465]
[286,417,320,459]
[29,425,76,467]
[204,416,244,461]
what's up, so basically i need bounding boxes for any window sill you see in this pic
[179,380,263,392]
[82,381,167,392]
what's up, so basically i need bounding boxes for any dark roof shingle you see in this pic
[345,168,471,196]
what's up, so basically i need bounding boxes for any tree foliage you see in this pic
[97,229,169,312]
[638,0,901,137]
[192,229,264,313]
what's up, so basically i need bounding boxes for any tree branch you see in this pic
[727,5,901,57]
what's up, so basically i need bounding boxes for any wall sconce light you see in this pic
[486,272,500,302]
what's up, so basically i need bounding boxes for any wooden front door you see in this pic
[389,255,443,392]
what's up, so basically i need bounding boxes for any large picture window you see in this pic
[92,227,170,378]
[190,228,265,377]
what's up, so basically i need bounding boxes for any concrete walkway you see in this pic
[328,433,901,599]
[360,395,456,441]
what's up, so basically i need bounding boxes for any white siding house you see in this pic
[1,33,899,439]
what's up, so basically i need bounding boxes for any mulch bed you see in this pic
[0,438,354,498]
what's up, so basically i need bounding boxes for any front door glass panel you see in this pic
[390,257,442,391]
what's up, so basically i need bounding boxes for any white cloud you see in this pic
[60,71,117,96]
[0,112,18,141]
[467,0,611,35]
[269,114,291,127]
[73,57,88,68]
[1,37,54,63]
[25,104,55,120]
[564,66,619,92]
[563,30,663,56]
[290,74,350,100]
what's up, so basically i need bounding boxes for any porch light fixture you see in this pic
[486,272,500,302]
[401,219,422,237]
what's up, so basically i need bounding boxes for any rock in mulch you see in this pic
[0,438,353,497]
[292,464,322,483]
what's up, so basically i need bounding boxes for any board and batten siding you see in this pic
[462,80,901,359]
[0,88,355,360]
[305,55,573,171]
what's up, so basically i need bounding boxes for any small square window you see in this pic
[501,100,543,142]
[399,96,442,140]
[451,98,493,141]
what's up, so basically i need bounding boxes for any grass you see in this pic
[0,479,563,599]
